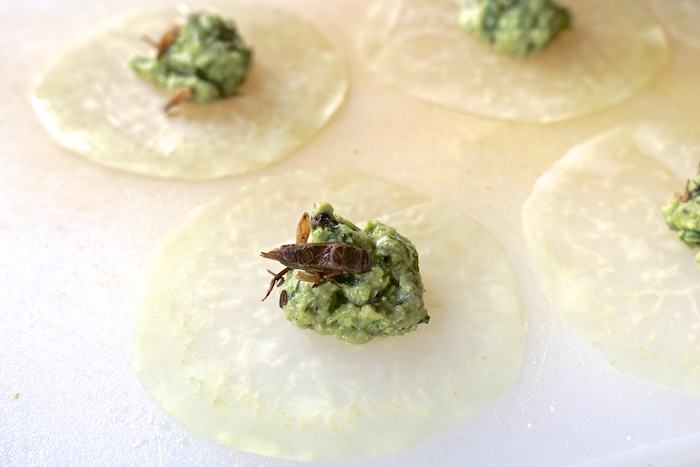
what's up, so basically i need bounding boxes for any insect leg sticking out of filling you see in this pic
[131,11,254,113]
[260,211,371,303]
[140,21,193,112]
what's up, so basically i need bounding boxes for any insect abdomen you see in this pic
[262,243,370,273]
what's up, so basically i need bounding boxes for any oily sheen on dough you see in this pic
[523,122,700,392]
[31,4,347,180]
[133,170,526,460]
[358,0,668,122]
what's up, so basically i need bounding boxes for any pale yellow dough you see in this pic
[648,0,700,49]
[358,0,668,123]
[523,122,700,392]
[31,4,347,180]
[133,170,526,460]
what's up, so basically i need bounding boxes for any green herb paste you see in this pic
[281,202,429,344]
[129,12,253,103]
[663,167,700,267]
[459,0,572,56]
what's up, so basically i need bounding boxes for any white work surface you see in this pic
[3,0,700,465]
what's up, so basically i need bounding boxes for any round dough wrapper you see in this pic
[134,170,526,460]
[358,0,668,123]
[648,0,700,49]
[523,123,700,392]
[30,4,347,180]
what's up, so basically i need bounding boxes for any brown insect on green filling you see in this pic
[260,212,371,302]
[130,11,253,112]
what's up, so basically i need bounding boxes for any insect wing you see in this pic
[298,243,370,273]
[335,244,371,273]
[296,212,310,244]
[261,243,370,273]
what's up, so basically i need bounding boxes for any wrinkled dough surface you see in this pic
[358,0,667,122]
[134,170,526,460]
[648,0,700,49]
[523,123,700,392]
[31,4,347,180]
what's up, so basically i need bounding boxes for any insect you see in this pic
[164,86,194,113]
[260,211,371,302]
[141,19,194,113]
[141,21,180,59]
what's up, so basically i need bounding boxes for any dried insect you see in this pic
[141,24,180,59]
[261,243,372,301]
[279,289,288,308]
[157,25,180,59]
[141,20,195,113]
[164,87,194,113]
[296,212,310,244]
[310,210,338,230]
[260,212,371,301]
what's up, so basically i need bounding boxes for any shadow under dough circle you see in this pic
[134,170,526,460]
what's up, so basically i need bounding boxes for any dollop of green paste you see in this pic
[459,0,572,57]
[129,12,253,103]
[663,167,700,267]
[281,202,429,344]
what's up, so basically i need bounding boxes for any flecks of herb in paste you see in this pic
[663,165,700,267]
[277,202,429,344]
[459,0,572,56]
[129,12,253,109]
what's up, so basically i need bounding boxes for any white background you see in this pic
[3,0,700,465]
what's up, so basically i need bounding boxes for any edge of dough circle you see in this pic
[523,121,700,393]
[134,169,527,460]
[30,3,349,180]
[358,0,668,123]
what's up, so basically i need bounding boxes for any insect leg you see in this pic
[297,270,342,286]
[164,87,194,113]
[262,267,289,301]
[296,270,321,283]
[156,25,180,59]
[675,179,691,202]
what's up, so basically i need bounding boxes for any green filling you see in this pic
[129,12,253,103]
[663,167,700,267]
[459,0,572,56]
[281,202,429,344]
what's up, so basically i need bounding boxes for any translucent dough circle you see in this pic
[30,4,348,180]
[134,170,526,460]
[358,0,668,123]
[523,123,700,392]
